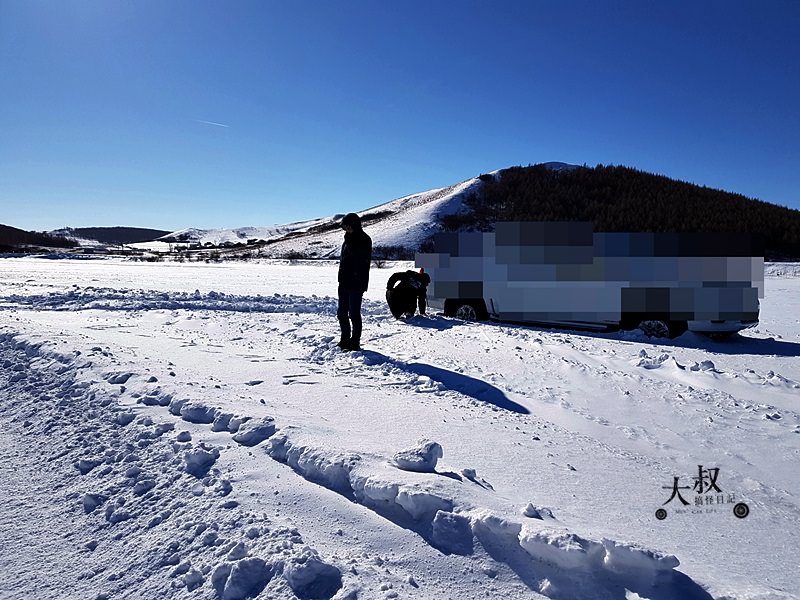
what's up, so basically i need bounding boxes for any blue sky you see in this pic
[1,0,798,232]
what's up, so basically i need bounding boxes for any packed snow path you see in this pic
[1,258,798,600]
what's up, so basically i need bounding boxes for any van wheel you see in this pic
[455,303,478,321]
[638,319,671,338]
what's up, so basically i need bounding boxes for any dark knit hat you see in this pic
[340,213,362,229]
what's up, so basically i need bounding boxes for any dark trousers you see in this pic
[337,286,363,342]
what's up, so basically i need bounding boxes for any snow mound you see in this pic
[184,446,220,478]
[517,525,679,578]
[231,417,277,446]
[283,548,343,599]
[392,439,443,472]
[430,510,473,554]
[211,558,274,600]
[523,503,555,520]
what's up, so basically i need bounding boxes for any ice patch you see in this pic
[212,412,233,432]
[518,527,601,571]
[601,538,680,577]
[75,458,102,475]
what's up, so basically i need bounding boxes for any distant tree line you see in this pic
[0,224,77,252]
[439,164,800,259]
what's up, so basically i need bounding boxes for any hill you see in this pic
[158,177,481,260]
[0,224,77,252]
[52,226,172,245]
[158,163,799,261]
[441,164,800,259]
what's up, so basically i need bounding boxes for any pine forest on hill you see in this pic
[441,164,800,260]
[0,224,77,252]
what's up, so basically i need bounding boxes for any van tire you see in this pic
[637,319,688,339]
[455,304,478,321]
[638,319,671,338]
[444,299,488,321]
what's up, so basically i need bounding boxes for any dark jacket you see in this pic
[338,230,372,292]
[386,270,430,317]
[387,270,430,293]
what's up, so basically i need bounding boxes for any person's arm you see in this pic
[358,236,372,292]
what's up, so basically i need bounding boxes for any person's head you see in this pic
[340,213,362,233]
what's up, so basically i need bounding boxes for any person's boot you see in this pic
[337,337,350,350]
[348,337,361,351]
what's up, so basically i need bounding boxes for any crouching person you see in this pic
[386,268,431,319]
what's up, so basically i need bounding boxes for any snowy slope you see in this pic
[163,219,335,247]
[157,177,483,258]
[1,257,798,600]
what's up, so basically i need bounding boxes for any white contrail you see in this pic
[195,119,230,128]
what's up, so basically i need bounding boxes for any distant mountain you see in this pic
[52,227,172,245]
[159,219,333,246]
[0,224,77,251]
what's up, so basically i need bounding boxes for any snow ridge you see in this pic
[263,427,684,599]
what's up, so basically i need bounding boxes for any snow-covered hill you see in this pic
[157,176,485,257]
[162,220,333,248]
[1,257,798,599]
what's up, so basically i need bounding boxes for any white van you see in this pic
[415,222,763,338]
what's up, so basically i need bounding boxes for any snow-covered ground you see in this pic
[1,257,798,600]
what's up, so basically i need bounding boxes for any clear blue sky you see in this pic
[2,0,798,232]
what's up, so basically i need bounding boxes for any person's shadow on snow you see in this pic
[358,351,529,414]
[385,314,461,331]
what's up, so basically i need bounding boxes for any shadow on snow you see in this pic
[357,351,529,415]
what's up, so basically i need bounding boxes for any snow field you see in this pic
[1,258,799,599]
[0,333,345,600]
[0,329,686,600]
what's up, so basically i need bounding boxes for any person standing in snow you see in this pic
[386,268,431,318]
[337,213,372,351]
